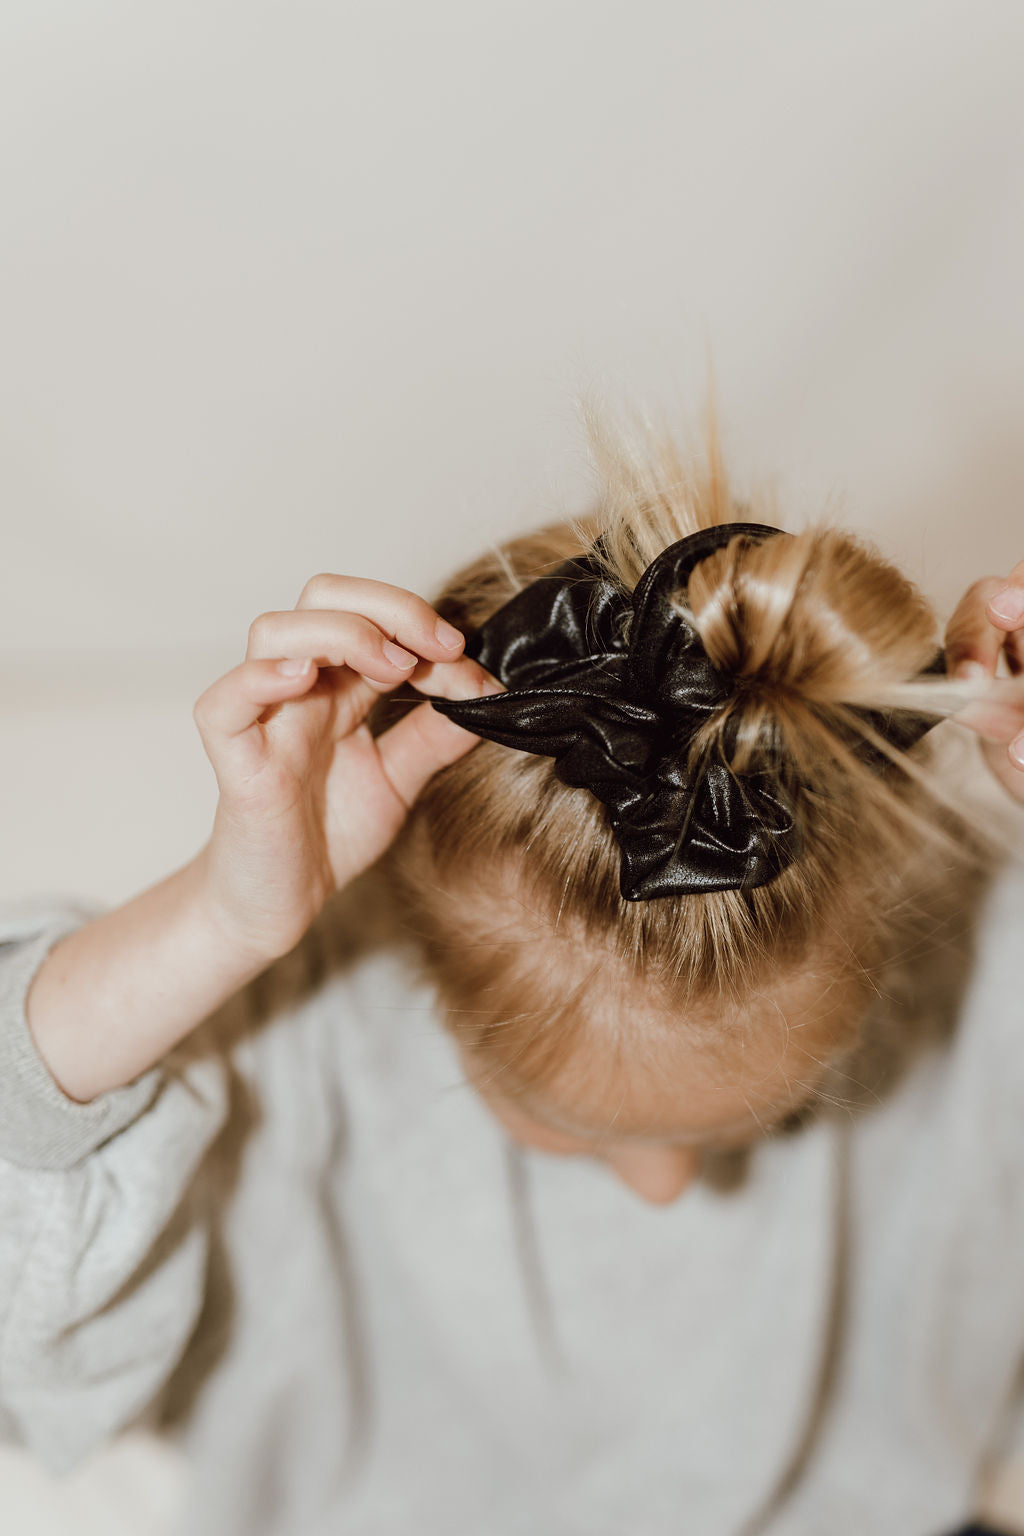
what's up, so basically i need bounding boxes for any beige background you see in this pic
[2,0,1023,912]
[1,1,1023,1529]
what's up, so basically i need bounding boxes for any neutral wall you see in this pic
[2,0,1022,911]
[2,8,1024,1530]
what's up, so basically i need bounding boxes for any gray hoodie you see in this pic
[1,860,1023,1536]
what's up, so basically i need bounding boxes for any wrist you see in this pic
[185,844,308,969]
[26,856,279,1104]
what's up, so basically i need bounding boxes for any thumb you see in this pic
[374,697,491,808]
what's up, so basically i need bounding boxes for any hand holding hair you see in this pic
[944,561,1024,804]
[191,572,504,962]
[25,573,506,1106]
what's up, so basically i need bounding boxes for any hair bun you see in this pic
[681,525,941,773]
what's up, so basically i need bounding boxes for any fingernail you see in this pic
[478,677,505,696]
[435,618,464,651]
[1010,735,1024,770]
[989,586,1024,624]
[382,640,418,669]
[278,657,313,676]
[954,660,988,681]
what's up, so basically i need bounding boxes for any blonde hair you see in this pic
[371,408,989,1113]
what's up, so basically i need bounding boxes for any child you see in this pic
[2,416,1023,1536]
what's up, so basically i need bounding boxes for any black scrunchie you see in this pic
[428,523,942,902]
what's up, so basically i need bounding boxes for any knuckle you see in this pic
[297,572,339,605]
[946,581,998,635]
[247,612,273,648]
[966,576,1004,604]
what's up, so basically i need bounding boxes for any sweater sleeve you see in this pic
[0,899,167,1170]
[0,899,234,1473]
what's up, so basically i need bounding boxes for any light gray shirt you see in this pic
[1,861,1023,1536]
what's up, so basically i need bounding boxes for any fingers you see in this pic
[246,598,502,705]
[248,572,477,694]
[293,573,467,659]
[985,559,1024,633]
[946,564,1024,776]
[945,577,1011,679]
[247,608,426,677]
[194,656,321,746]
[988,563,1024,678]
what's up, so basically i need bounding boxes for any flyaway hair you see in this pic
[369,407,994,1111]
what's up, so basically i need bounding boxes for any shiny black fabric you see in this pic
[428,523,943,902]
[943,1527,1016,1535]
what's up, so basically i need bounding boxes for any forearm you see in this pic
[24,850,276,1103]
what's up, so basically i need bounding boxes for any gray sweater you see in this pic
[1,860,1023,1536]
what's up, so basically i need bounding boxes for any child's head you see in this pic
[373,412,977,1203]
